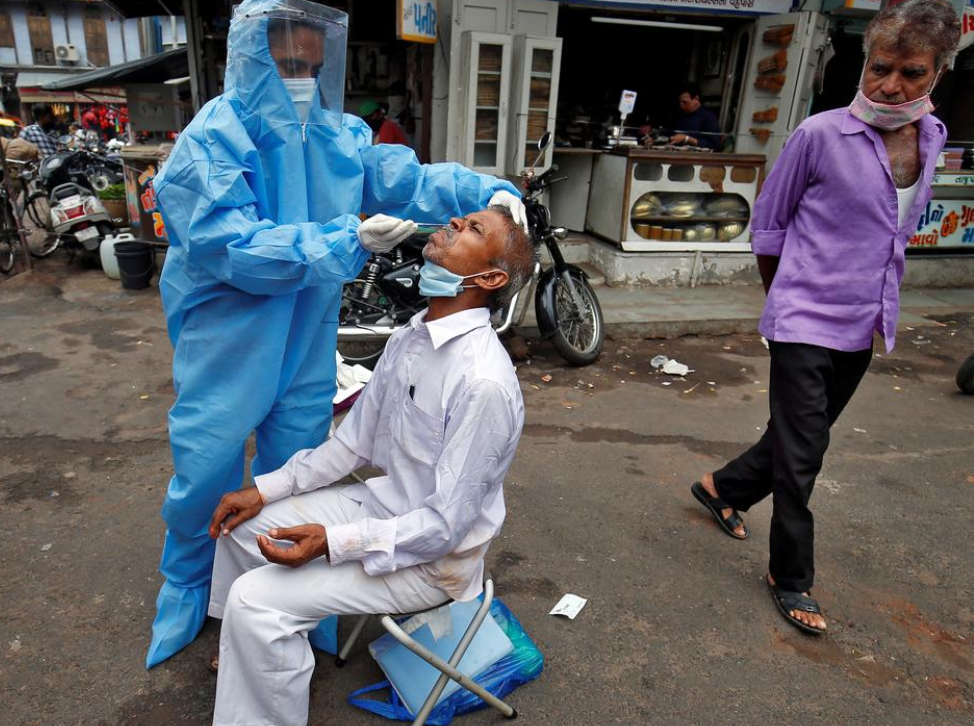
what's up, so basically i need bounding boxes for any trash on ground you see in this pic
[853,427,867,433]
[549,594,587,620]
[40,543,52,551]
[662,359,690,376]
[541,374,553,383]
[650,355,669,369]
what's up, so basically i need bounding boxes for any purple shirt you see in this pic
[751,108,946,353]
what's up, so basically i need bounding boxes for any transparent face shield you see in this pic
[226,0,348,128]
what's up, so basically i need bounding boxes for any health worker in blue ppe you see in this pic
[147,0,525,669]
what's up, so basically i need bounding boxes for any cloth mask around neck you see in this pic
[282,77,318,122]
[849,67,940,130]
[419,261,502,297]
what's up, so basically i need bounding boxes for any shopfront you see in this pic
[537,1,829,258]
[814,0,974,257]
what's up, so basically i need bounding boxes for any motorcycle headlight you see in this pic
[43,156,62,172]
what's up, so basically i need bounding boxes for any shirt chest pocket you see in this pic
[391,394,445,466]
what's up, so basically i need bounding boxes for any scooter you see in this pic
[38,139,114,258]
[48,182,113,256]
[337,132,604,367]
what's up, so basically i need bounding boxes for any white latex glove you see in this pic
[488,190,528,230]
[358,214,418,254]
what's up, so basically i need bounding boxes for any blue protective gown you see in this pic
[148,4,519,668]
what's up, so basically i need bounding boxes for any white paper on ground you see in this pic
[549,594,587,620]
[661,359,690,376]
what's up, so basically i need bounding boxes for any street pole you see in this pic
[0,152,34,273]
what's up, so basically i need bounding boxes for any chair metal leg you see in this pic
[351,470,366,484]
[380,579,515,724]
[335,614,370,667]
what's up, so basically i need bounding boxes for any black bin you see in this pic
[114,241,154,290]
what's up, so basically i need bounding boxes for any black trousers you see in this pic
[713,341,872,593]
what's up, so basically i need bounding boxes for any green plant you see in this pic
[97,183,127,201]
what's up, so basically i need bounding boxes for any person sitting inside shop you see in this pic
[670,83,721,150]
[204,205,535,726]
[360,99,408,145]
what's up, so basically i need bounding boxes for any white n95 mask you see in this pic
[282,77,317,122]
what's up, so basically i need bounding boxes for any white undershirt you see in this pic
[896,177,921,229]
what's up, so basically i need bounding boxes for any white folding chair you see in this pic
[334,575,518,725]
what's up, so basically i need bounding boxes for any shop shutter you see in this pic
[0,14,15,48]
[27,10,55,65]
[84,14,110,67]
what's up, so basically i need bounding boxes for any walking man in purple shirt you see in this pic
[691,0,960,635]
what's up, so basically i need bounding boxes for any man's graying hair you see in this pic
[486,205,536,311]
[863,0,961,69]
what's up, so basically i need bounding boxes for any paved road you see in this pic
[1,262,972,725]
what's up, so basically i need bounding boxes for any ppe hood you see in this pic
[225,0,348,128]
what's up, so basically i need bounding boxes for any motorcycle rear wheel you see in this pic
[550,274,604,367]
[957,353,974,395]
[337,340,387,370]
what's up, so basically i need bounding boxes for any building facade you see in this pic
[0,0,185,120]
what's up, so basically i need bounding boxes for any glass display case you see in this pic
[585,149,766,252]
[460,32,512,175]
[507,35,562,175]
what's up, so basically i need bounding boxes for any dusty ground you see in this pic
[1,259,972,726]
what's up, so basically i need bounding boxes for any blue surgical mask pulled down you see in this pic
[282,77,318,122]
[419,261,501,297]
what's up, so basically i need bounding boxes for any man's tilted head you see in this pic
[423,206,535,310]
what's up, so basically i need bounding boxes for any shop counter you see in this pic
[908,172,974,253]
[584,148,766,252]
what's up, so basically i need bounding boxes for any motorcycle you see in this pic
[337,132,604,367]
[36,137,115,258]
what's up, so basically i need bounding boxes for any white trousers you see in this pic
[209,485,448,726]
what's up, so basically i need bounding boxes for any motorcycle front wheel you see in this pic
[550,273,604,366]
[957,353,974,395]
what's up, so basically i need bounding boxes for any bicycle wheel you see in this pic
[0,203,17,273]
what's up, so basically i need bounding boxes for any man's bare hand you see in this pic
[257,525,328,568]
[209,487,264,539]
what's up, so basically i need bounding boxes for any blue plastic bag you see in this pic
[348,598,543,725]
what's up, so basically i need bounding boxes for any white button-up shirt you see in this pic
[255,307,524,601]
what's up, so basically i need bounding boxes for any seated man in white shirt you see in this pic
[205,206,535,726]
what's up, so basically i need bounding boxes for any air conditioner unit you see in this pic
[55,44,80,63]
